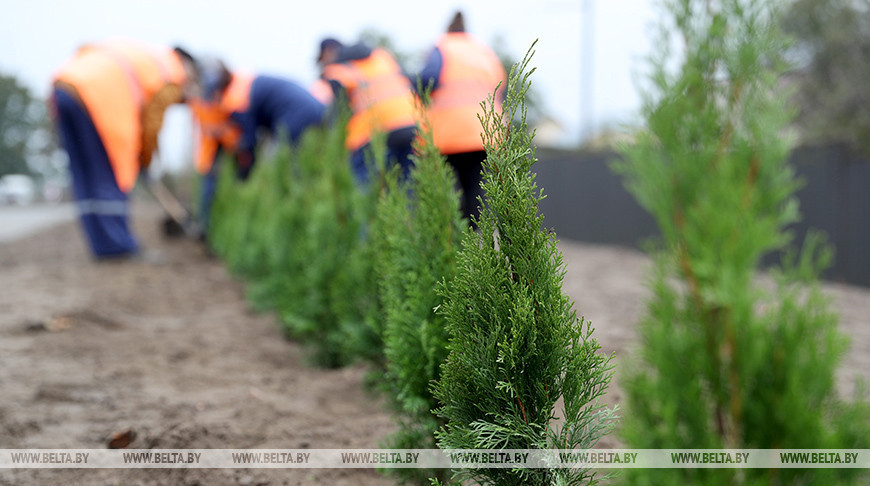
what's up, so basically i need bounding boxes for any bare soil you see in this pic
[1,198,867,485]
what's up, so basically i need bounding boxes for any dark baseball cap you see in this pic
[317,37,343,62]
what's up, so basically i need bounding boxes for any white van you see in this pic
[0,174,37,205]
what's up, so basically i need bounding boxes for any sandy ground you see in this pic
[0,198,867,485]
[0,201,394,485]
[0,203,75,243]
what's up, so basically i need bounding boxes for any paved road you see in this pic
[0,203,76,243]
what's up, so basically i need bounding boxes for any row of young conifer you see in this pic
[208,45,614,485]
[206,1,868,483]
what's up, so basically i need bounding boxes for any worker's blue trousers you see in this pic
[350,126,417,184]
[198,155,221,238]
[54,88,139,258]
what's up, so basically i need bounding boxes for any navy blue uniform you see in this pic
[199,75,325,235]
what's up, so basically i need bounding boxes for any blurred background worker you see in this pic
[193,59,327,237]
[414,11,507,228]
[51,38,198,260]
[318,37,418,184]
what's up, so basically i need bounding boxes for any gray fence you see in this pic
[534,145,870,288]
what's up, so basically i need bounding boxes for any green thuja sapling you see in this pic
[613,0,870,484]
[432,43,617,486]
[268,120,381,368]
[210,112,383,368]
[372,101,466,484]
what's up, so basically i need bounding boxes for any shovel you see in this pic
[143,177,203,239]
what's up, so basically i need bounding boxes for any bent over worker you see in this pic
[51,38,198,259]
[192,60,327,237]
[414,11,507,227]
[318,38,418,184]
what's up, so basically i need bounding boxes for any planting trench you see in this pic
[0,198,867,485]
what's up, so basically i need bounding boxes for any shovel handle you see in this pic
[147,179,189,225]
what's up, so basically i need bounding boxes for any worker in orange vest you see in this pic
[318,37,418,184]
[414,11,507,227]
[191,59,327,237]
[51,38,198,259]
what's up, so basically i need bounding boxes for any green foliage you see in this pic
[432,43,616,486]
[490,35,546,126]
[614,0,870,484]
[209,118,382,368]
[0,72,49,177]
[372,107,466,484]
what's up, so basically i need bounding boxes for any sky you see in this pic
[0,0,660,170]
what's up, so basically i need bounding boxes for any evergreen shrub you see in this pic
[209,118,382,368]
[613,1,870,484]
[432,44,617,486]
[371,106,466,484]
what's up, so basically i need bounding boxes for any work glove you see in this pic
[236,150,254,180]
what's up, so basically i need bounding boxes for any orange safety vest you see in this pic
[322,48,417,151]
[191,72,255,174]
[427,33,506,154]
[53,38,187,193]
